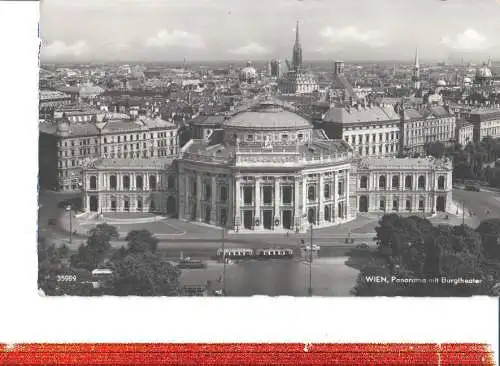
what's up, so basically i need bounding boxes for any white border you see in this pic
[0,2,497,360]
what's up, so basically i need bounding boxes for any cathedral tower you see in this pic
[292,20,302,71]
[412,47,421,92]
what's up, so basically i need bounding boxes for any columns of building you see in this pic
[254,178,261,229]
[274,178,281,229]
[293,177,300,231]
[318,174,325,224]
[196,174,202,222]
[345,171,349,218]
[234,176,241,229]
[211,175,217,224]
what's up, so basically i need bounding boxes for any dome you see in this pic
[240,67,257,81]
[437,80,447,86]
[224,104,312,130]
[464,77,472,84]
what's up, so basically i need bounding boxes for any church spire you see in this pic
[292,19,303,71]
[414,47,419,69]
[412,47,421,93]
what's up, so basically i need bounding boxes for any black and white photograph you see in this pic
[37,0,500,297]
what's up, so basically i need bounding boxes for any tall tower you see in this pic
[292,19,303,71]
[412,47,421,92]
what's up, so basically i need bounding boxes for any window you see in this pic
[243,187,253,205]
[379,198,386,211]
[418,175,425,190]
[324,205,331,222]
[123,175,130,190]
[110,175,117,190]
[111,198,117,212]
[392,199,399,211]
[282,186,292,204]
[419,199,425,211]
[405,175,412,189]
[247,134,254,141]
[379,176,386,189]
[136,175,143,190]
[89,176,97,190]
[220,208,227,225]
[324,183,330,198]
[338,181,344,195]
[220,185,228,202]
[438,176,445,190]
[360,176,368,189]
[137,198,143,211]
[308,185,316,201]
[167,175,175,189]
[406,199,411,211]
[392,175,400,189]
[263,186,273,204]
[124,198,130,212]
[149,175,157,190]
[204,182,211,201]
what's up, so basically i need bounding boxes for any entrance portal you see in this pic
[243,210,253,229]
[359,196,368,213]
[205,205,211,223]
[282,210,292,229]
[263,210,273,229]
[436,196,446,212]
[89,196,98,212]
[166,196,176,216]
[307,207,316,225]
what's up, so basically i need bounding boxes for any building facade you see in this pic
[39,113,179,191]
[317,103,401,158]
[353,157,452,215]
[455,120,474,146]
[399,106,456,155]
[468,109,500,142]
[81,100,454,233]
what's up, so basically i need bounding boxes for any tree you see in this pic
[110,229,180,296]
[424,141,446,158]
[476,218,500,259]
[71,223,118,270]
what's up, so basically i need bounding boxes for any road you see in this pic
[452,187,500,227]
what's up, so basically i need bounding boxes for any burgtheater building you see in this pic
[82,100,453,233]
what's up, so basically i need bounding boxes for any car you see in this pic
[465,185,480,192]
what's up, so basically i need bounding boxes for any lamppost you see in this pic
[66,204,73,245]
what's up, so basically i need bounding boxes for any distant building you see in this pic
[455,120,474,146]
[412,48,421,94]
[468,109,500,142]
[239,61,258,83]
[399,105,456,155]
[317,103,401,158]
[270,59,282,78]
[39,90,72,120]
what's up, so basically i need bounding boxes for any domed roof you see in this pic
[437,79,447,86]
[240,67,257,77]
[224,103,312,130]
[464,77,472,83]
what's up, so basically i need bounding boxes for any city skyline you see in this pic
[40,0,500,63]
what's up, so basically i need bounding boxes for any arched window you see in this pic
[405,175,412,189]
[204,182,211,201]
[379,175,386,189]
[123,175,130,190]
[89,176,97,190]
[324,183,330,198]
[324,205,331,221]
[149,175,157,190]
[418,175,426,190]
[392,175,400,189]
[360,176,368,189]
[110,175,117,190]
[438,176,445,190]
[308,185,316,201]
[137,197,143,212]
[136,175,143,190]
[167,175,175,189]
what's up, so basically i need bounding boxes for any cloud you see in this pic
[441,28,490,51]
[41,40,90,59]
[145,29,204,48]
[228,42,269,55]
[319,26,387,49]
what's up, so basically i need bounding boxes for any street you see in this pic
[452,187,500,227]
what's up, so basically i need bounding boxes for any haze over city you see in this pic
[40,0,500,63]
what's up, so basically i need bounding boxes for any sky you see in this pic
[39,0,500,63]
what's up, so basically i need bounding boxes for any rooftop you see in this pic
[358,157,452,170]
[86,158,174,170]
[323,104,399,124]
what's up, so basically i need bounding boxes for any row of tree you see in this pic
[422,137,500,185]
[38,223,181,296]
[353,214,500,296]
